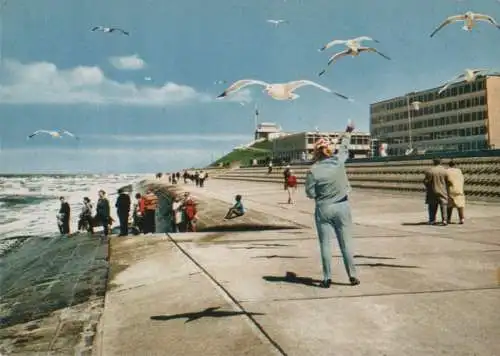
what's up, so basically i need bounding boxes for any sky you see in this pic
[1,0,500,173]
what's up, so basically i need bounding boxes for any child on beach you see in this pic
[224,195,245,220]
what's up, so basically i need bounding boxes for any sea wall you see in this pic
[213,155,500,201]
[0,234,108,355]
[136,178,303,232]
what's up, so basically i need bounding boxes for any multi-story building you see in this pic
[272,131,371,161]
[370,74,500,156]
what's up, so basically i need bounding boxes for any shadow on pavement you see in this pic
[356,263,419,268]
[150,306,265,324]
[401,222,431,226]
[263,271,351,287]
[252,255,308,259]
[353,254,397,260]
[198,224,301,233]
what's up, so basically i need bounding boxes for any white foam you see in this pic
[0,174,150,241]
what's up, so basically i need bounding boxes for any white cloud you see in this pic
[109,54,146,70]
[84,133,252,142]
[0,59,213,106]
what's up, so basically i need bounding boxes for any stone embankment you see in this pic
[214,155,500,201]
[0,234,109,355]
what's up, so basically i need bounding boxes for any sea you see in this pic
[0,173,148,256]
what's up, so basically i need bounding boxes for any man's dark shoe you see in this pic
[350,277,360,286]
[320,279,331,288]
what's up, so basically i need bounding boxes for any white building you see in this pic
[254,122,287,141]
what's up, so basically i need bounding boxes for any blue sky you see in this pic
[1,0,500,173]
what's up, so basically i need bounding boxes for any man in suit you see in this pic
[58,196,71,235]
[115,188,131,236]
[424,158,450,225]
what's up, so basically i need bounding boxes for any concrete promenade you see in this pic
[96,180,500,356]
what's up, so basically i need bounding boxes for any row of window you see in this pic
[388,140,489,155]
[371,79,487,114]
[372,111,487,135]
[372,96,487,124]
[382,127,487,145]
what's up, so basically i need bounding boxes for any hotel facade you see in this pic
[370,75,500,156]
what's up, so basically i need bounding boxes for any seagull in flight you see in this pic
[27,130,79,140]
[214,80,227,85]
[438,68,491,95]
[91,26,129,36]
[318,36,379,52]
[430,11,500,37]
[318,47,391,76]
[267,19,289,26]
[217,79,353,101]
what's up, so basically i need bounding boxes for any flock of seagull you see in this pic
[216,9,500,104]
[24,7,500,141]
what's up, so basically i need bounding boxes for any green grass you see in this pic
[210,140,273,167]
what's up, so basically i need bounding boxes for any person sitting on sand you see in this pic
[224,195,245,220]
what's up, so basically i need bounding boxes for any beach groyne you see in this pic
[213,155,500,201]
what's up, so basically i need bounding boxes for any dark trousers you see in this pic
[428,202,448,223]
[200,178,205,187]
[61,219,70,234]
[144,210,156,234]
[118,212,129,236]
[99,216,109,236]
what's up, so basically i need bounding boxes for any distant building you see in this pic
[254,122,287,141]
[272,131,371,161]
[370,74,500,156]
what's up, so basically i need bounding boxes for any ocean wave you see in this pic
[0,173,148,240]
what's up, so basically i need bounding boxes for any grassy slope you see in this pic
[210,140,273,167]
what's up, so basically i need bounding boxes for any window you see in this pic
[459,100,465,109]
[466,127,472,136]
[466,99,471,107]
[479,96,485,105]
[459,129,465,136]
[459,86,464,95]
[464,84,471,94]
[472,127,478,135]
[446,102,452,111]
[451,115,458,124]
[464,113,471,122]
[451,87,458,96]
[471,112,477,121]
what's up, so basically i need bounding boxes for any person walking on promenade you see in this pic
[143,189,158,234]
[132,193,145,233]
[96,190,111,237]
[115,188,131,236]
[286,170,298,204]
[424,158,450,225]
[283,165,291,190]
[58,196,71,235]
[305,120,360,288]
[446,160,466,224]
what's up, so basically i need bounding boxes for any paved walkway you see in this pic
[96,181,500,356]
